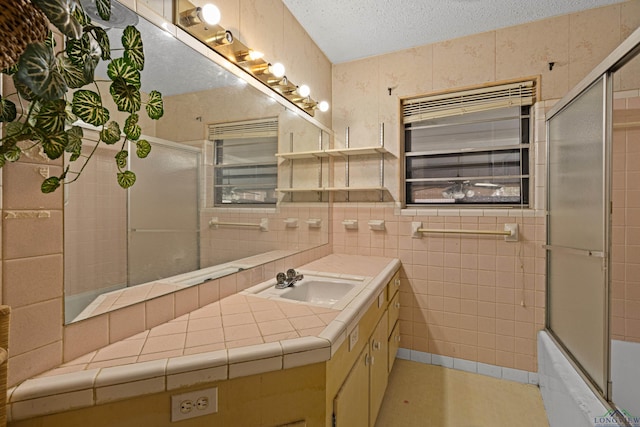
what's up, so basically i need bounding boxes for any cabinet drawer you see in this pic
[386,271,401,301]
[388,320,400,373]
[388,291,400,334]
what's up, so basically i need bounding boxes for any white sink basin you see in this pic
[280,280,356,306]
[250,275,366,308]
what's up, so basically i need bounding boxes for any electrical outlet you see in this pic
[349,325,359,351]
[171,387,217,422]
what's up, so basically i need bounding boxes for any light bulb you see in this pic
[199,3,221,25]
[269,62,286,78]
[248,50,264,61]
[318,101,329,112]
[297,84,310,98]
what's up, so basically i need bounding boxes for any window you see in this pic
[210,118,278,206]
[403,80,534,206]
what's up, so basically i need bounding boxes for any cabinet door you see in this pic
[388,320,401,373]
[388,291,400,334]
[369,311,389,426]
[334,346,370,427]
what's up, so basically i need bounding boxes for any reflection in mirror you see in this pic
[63,7,329,323]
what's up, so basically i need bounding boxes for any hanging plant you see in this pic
[0,0,164,193]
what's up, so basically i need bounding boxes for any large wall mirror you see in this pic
[64,4,330,323]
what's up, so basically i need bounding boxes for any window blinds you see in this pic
[208,117,278,140]
[402,80,535,124]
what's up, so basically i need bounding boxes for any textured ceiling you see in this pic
[282,0,626,64]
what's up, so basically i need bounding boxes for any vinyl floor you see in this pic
[375,359,549,427]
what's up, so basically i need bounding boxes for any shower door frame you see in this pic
[545,26,640,404]
[545,73,612,401]
[126,136,202,287]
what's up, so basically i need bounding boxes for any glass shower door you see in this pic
[547,75,610,396]
[128,141,200,286]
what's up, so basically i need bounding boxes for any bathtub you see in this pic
[538,331,621,427]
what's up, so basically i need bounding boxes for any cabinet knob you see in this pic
[395,302,401,309]
[395,334,401,342]
[373,341,381,351]
[394,278,400,288]
[365,354,371,366]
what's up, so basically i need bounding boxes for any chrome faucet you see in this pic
[275,268,304,289]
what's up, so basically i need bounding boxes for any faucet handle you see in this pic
[286,268,297,280]
[276,272,286,285]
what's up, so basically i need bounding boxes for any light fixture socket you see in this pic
[267,76,288,86]
[179,4,221,27]
[205,30,233,46]
[251,63,270,75]
[233,49,264,63]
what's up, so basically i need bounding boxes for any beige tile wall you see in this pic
[201,205,329,267]
[332,206,545,372]
[1,151,65,386]
[612,93,640,343]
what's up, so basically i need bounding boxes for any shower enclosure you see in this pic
[546,27,640,421]
[64,137,200,323]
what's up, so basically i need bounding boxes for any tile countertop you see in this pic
[7,254,400,422]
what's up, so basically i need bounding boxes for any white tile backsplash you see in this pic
[398,348,536,385]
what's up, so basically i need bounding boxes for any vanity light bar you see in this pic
[176,0,329,116]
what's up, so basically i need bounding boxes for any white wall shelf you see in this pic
[276,146,395,160]
[277,123,391,202]
[276,186,389,193]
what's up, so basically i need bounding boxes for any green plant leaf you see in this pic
[4,146,21,162]
[146,90,164,120]
[5,122,34,142]
[2,64,18,76]
[13,77,36,101]
[66,35,87,66]
[65,126,83,157]
[91,27,111,61]
[115,150,128,169]
[136,139,151,158]
[117,170,136,188]
[124,113,141,140]
[41,176,61,193]
[122,26,144,70]
[36,99,67,134]
[100,121,121,144]
[16,42,67,101]
[44,31,56,49]
[41,132,69,159]
[0,96,17,122]
[32,0,83,40]
[96,0,111,21]
[72,90,109,126]
[57,55,87,88]
[106,58,140,88]
[110,78,141,113]
[66,33,101,76]
[72,3,90,26]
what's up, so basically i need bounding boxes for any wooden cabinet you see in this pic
[334,347,370,427]
[332,271,402,427]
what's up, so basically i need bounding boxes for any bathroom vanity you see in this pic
[7,255,401,427]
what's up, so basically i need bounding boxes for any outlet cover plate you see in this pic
[171,387,218,422]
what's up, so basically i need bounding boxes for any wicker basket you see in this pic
[0,0,49,70]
